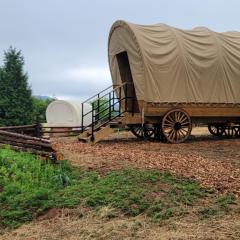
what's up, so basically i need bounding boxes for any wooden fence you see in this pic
[0,129,57,161]
[0,120,83,161]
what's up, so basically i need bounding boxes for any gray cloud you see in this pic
[0,0,240,100]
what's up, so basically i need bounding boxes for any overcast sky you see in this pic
[0,0,240,100]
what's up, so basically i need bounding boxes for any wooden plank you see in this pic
[145,106,240,117]
[43,130,81,134]
[0,124,36,130]
[0,140,52,152]
[0,144,53,157]
[121,113,142,124]
[42,126,81,128]
[0,130,50,143]
[0,135,52,149]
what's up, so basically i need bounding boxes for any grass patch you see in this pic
[198,193,237,219]
[0,147,237,229]
[0,147,74,228]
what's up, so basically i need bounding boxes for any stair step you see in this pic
[78,114,126,143]
[93,126,116,143]
[78,136,91,143]
[109,121,122,125]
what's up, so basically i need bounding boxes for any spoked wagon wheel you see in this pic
[161,109,192,143]
[130,125,154,139]
[208,124,224,136]
[222,126,235,138]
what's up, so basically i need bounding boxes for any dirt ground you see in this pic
[2,127,240,240]
[52,127,240,196]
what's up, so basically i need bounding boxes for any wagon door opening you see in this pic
[116,51,139,113]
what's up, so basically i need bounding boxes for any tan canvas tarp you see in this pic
[108,20,240,103]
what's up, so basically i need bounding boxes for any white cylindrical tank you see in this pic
[46,100,92,127]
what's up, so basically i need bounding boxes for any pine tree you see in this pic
[0,47,34,126]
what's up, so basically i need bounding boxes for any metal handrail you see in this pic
[92,82,130,101]
[80,82,134,140]
[82,85,117,104]
[81,83,126,130]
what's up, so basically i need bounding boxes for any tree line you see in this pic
[0,47,53,126]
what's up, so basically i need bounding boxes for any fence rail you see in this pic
[41,126,82,137]
[0,124,38,136]
[0,124,82,138]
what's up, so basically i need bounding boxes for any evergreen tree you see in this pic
[0,47,34,126]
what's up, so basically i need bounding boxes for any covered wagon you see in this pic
[46,100,92,127]
[46,100,92,137]
[79,20,240,143]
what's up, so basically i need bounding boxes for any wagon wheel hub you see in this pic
[161,109,192,144]
[174,122,182,131]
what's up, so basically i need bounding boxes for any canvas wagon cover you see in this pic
[108,20,240,103]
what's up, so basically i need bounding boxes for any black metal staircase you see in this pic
[79,82,134,142]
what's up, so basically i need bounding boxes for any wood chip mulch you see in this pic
[52,137,240,197]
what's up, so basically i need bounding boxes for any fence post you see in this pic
[35,114,41,138]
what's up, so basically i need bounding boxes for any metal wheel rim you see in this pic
[161,109,192,143]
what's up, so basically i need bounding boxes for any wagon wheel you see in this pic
[222,126,235,138]
[208,124,224,136]
[130,125,154,139]
[162,109,192,143]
